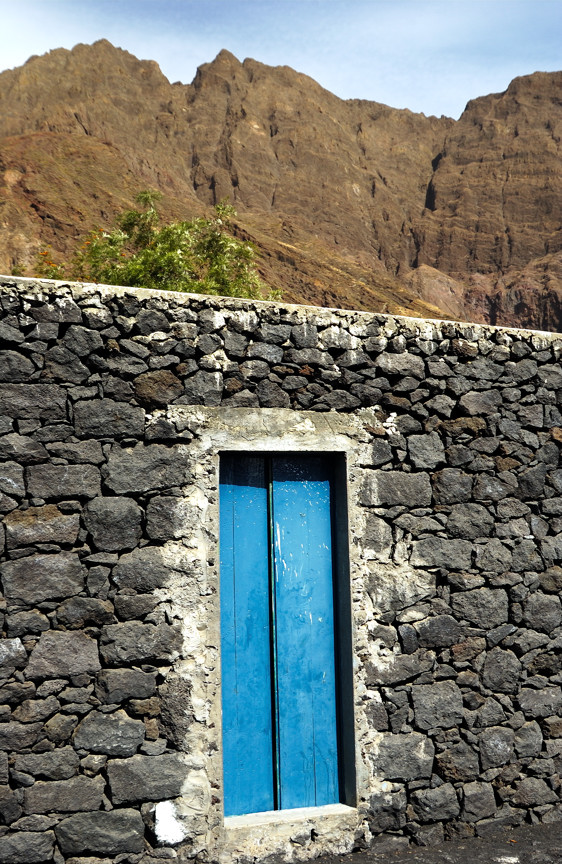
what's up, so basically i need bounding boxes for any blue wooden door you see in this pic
[220,454,340,816]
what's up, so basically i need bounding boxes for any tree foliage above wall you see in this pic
[35,191,277,301]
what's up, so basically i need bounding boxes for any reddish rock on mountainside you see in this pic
[0,40,560,328]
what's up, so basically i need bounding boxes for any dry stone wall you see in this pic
[0,276,561,863]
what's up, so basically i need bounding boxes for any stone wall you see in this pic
[0,276,561,864]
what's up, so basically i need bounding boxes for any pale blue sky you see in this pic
[0,0,560,118]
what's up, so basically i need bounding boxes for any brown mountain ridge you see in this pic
[0,40,560,329]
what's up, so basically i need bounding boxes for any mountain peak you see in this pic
[0,43,560,330]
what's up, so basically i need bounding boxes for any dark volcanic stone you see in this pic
[73,709,145,756]
[4,505,79,548]
[26,630,101,679]
[462,781,496,822]
[133,369,183,406]
[411,783,460,822]
[107,753,186,804]
[0,383,66,420]
[56,809,145,855]
[43,345,89,383]
[0,722,43,752]
[412,681,463,730]
[96,668,157,703]
[1,552,84,604]
[56,596,116,628]
[408,432,446,469]
[436,741,480,782]
[112,546,178,591]
[23,774,105,814]
[481,647,521,693]
[410,537,472,569]
[82,496,142,551]
[451,588,509,629]
[361,470,431,507]
[518,687,562,718]
[103,442,191,493]
[74,398,145,438]
[0,831,55,864]
[0,350,35,382]
[0,432,48,464]
[447,503,494,539]
[25,463,101,499]
[414,615,462,648]
[15,747,80,780]
[372,732,434,781]
[100,621,182,664]
[182,370,223,405]
[432,468,473,504]
[523,593,562,633]
[479,725,515,769]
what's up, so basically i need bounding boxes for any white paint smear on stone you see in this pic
[154,800,188,845]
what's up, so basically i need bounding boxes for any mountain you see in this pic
[0,40,560,329]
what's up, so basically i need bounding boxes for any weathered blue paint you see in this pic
[220,454,340,816]
[219,455,275,816]
[272,456,339,809]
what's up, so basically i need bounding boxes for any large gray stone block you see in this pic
[518,687,562,718]
[481,647,521,693]
[411,783,459,822]
[25,464,100,499]
[4,505,79,548]
[373,732,434,781]
[523,593,562,633]
[361,470,431,507]
[0,831,55,864]
[0,351,35,383]
[462,781,496,821]
[83,496,142,551]
[74,398,145,438]
[447,503,494,539]
[410,537,472,570]
[412,681,463,730]
[408,432,445,469]
[375,352,425,379]
[112,546,179,592]
[15,747,79,780]
[100,621,182,664]
[73,709,145,757]
[23,775,105,814]
[0,433,48,464]
[0,383,66,420]
[451,588,509,629]
[1,552,84,605]
[107,753,186,804]
[103,443,191,493]
[479,726,515,769]
[56,809,145,855]
[0,722,43,752]
[96,668,157,703]
[26,631,100,679]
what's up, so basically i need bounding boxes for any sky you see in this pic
[0,0,560,119]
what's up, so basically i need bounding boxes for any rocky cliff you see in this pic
[0,41,560,328]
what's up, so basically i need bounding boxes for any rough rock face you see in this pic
[0,42,560,328]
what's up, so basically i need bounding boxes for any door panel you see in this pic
[220,455,274,816]
[272,456,339,809]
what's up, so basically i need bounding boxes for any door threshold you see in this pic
[225,803,355,828]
